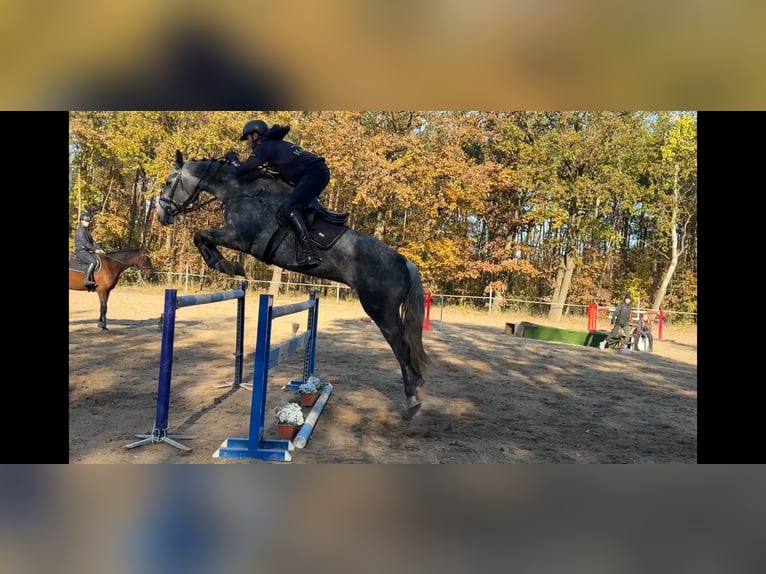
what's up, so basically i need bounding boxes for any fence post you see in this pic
[587,304,598,331]
[423,291,432,331]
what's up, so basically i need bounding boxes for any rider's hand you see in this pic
[225,151,240,166]
[96,249,105,255]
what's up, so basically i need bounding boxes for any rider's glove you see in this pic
[225,151,240,167]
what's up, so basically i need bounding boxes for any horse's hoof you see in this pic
[215,261,233,275]
[402,398,422,420]
[217,260,247,277]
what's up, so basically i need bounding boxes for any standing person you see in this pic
[225,119,329,269]
[606,295,633,350]
[633,312,654,352]
[74,211,105,288]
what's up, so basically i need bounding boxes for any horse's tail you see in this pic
[402,260,432,375]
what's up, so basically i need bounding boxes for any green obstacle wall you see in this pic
[505,322,610,348]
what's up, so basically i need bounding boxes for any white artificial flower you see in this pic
[300,376,324,393]
[276,402,304,426]
[299,380,318,394]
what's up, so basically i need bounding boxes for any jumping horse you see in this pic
[68,247,155,330]
[157,150,430,417]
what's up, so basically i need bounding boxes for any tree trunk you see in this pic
[652,163,684,311]
[549,250,576,321]
[374,211,385,241]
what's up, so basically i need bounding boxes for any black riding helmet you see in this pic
[240,119,269,141]
[80,211,93,223]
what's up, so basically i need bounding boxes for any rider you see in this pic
[74,211,106,288]
[632,312,654,352]
[225,119,328,269]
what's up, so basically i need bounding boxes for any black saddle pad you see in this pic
[69,253,101,272]
[309,218,347,249]
[69,253,87,272]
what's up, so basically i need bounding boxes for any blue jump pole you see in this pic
[292,383,333,448]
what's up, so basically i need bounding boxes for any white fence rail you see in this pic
[118,270,697,324]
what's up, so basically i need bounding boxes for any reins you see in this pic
[105,248,154,275]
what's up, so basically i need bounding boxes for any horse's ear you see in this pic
[175,150,184,168]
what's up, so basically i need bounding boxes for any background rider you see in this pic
[74,211,105,288]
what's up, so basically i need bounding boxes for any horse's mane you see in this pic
[190,157,287,181]
[107,248,144,257]
[185,156,292,196]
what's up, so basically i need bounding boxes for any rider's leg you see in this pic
[78,252,97,287]
[284,165,329,268]
[285,209,321,268]
[85,263,97,287]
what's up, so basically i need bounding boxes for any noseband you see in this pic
[139,259,154,275]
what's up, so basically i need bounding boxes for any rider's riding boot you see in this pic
[84,262,97,288]
[286,210,321,268]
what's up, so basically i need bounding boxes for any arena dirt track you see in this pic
[69,288,697,464]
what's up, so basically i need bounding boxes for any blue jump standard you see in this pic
[214,291,322,462]
[125,283,249,452]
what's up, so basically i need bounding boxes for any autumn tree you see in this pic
[68,110,697,319]
[644,112,697,311]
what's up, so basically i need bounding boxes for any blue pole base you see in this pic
[125,429,195,452]
[213,437,293,461]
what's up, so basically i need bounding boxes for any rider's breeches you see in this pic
[284,163,330,213]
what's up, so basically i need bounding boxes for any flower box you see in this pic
[299,392,320,407]
[298,376,325,407]
[276,422,300,441]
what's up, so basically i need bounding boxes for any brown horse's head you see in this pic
[138,248,155,280]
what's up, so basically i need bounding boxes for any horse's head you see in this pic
[157,150,197,225]
[138,248,155,280]
[157,150,227,225]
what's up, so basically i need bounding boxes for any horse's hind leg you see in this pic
[391,332,425,418]
[397,342,425,418]
[362,300,424,418]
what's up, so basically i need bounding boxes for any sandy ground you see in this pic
[69,287,697,464]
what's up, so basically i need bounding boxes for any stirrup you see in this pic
[297,252,321,268]
[297,240,322,266]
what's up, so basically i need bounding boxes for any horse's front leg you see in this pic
[193,229,247,276]
[98,290,108,330]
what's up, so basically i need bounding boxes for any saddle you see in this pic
[68,252,102,273]
[248,172,349,227]
[263,201,349,265]
[306,197,349,226]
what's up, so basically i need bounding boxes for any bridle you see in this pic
[138,254,154,277]
[105,248,155,277]
[157,159,225,218]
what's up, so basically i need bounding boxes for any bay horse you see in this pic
[156,150,430,417]
[68,247,155,330]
